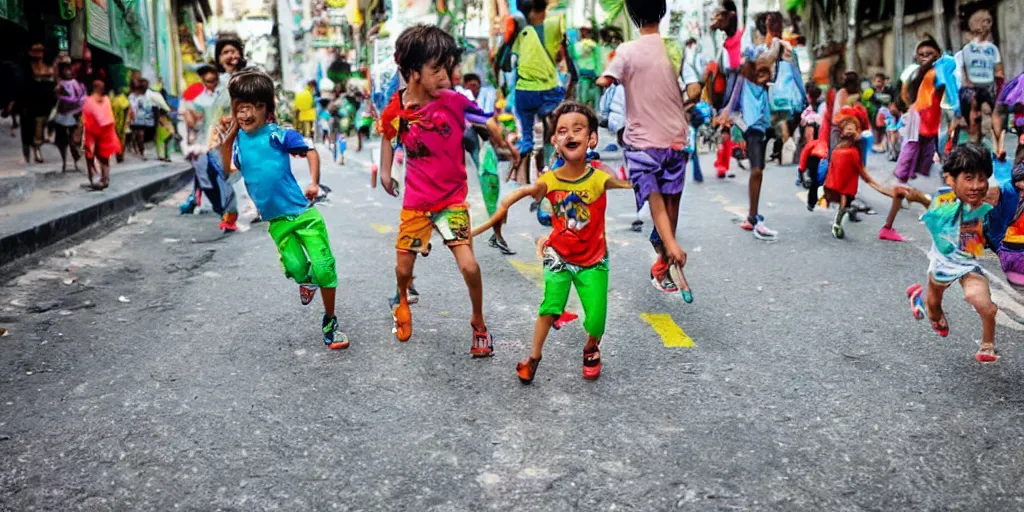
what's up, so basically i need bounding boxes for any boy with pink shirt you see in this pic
[597,0,693,299]
[379,25,494,357]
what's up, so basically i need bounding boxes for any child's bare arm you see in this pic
[596,76,616,88]
[379,136,396,194]
[303,149,321,200]
[605,177,634,190]
[855,161,877,187]
[220,121,239,176]
[471,183,546,237]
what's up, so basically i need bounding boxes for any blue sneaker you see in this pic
[323,314,349,349]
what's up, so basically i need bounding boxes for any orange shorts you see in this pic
[396,203,471,254]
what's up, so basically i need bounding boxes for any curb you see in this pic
[0,165,192,264]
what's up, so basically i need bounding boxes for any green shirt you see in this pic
[513,15,565,92]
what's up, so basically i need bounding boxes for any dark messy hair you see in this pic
[943,143,993,179]
[843,71,860,94]
[907,35,941,104]
[227,69,276,111]
[718,0,739,35]
[196,64,218,78]
[463,73,481,84]
[807,83,822,102]
[394,25,463,81]
[755,11,783,37]
[552,101,599,134]
[874,72,888,81]
[516,0,547,14]
[626,0,666,28]
[214,36,247,73]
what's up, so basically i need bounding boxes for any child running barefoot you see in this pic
[220,70,348,349]
[907,144,998,362]
[471,102,634,383]
[596,0,693,297]
[379,25,494,357]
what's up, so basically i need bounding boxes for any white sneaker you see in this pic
[753,222,778,241]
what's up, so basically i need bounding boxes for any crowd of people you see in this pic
[22,1,1016,379]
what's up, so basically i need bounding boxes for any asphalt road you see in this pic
[3,133,1024,510]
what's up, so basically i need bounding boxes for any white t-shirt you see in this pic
[956,39,1001,86]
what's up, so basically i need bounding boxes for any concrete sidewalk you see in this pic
[0,161,191,265]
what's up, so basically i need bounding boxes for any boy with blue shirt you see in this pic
[221,70,348,350]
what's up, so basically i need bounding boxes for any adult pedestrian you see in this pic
[294,80,317,139]
[21,43,57,164]
[82,78,120,189]
[53,62,85,171]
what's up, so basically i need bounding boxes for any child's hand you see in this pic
[666,244,688,267]
[304,183,321,200]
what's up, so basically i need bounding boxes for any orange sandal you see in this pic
[392,302,412,342]
[516,357,541,384]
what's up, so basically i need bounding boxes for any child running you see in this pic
[596,0,692,298]
[378,25,494,357]
[907,143,998,362]
[471,101,634,383]
[879,37,959,242]
[821,107,884,238]
[220,70,347,349]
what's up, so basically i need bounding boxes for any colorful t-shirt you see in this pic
[602,34,687,150]
[922,190,993,282]
[380,89,487,212]
[537,167,610,267]
[914,69,943,138]
[231,123,312,221]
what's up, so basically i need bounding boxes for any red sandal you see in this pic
[583,346,602,380]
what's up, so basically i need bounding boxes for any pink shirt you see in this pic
[724,26,745,69]
[602,34,687,150]
[381,89,483,211]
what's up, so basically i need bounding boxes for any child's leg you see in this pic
[395,251,416,305]
[450,244,485,329]
[294,210,339,317]
[746,130,767,220]
[530,315,557,360]
[925,276,950,332]
[531,266,573,360]
[574,262,609,378]
[647,193,684,263]
[961,272,998,360]
[806,155,821,209]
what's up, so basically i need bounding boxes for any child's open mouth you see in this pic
[564,141,581,150]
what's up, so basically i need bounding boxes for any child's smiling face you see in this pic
[553,112,597,164]
[952,170,990,207]
[233,100,268,133]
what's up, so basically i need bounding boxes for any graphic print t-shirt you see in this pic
[958,40,1001,86]
[537,167,610,267]
[380,89,486,212]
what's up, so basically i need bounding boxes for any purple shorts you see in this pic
[893,136,937,183]
[998,243,1024,286]
[623,147,688,209]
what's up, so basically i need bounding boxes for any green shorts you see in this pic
[538,248,609,338]
[268,208,338,288]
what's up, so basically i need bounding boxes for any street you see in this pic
[3,138,1024,510]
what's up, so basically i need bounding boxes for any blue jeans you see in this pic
[514,87,564,153]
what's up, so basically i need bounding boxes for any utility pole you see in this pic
[845,0,858,73]
[932,0,947,50]
[894,0,905,77]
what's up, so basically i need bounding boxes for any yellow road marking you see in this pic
[640,313,694,347]
[370,224,393,234]
[508,259,544,288]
